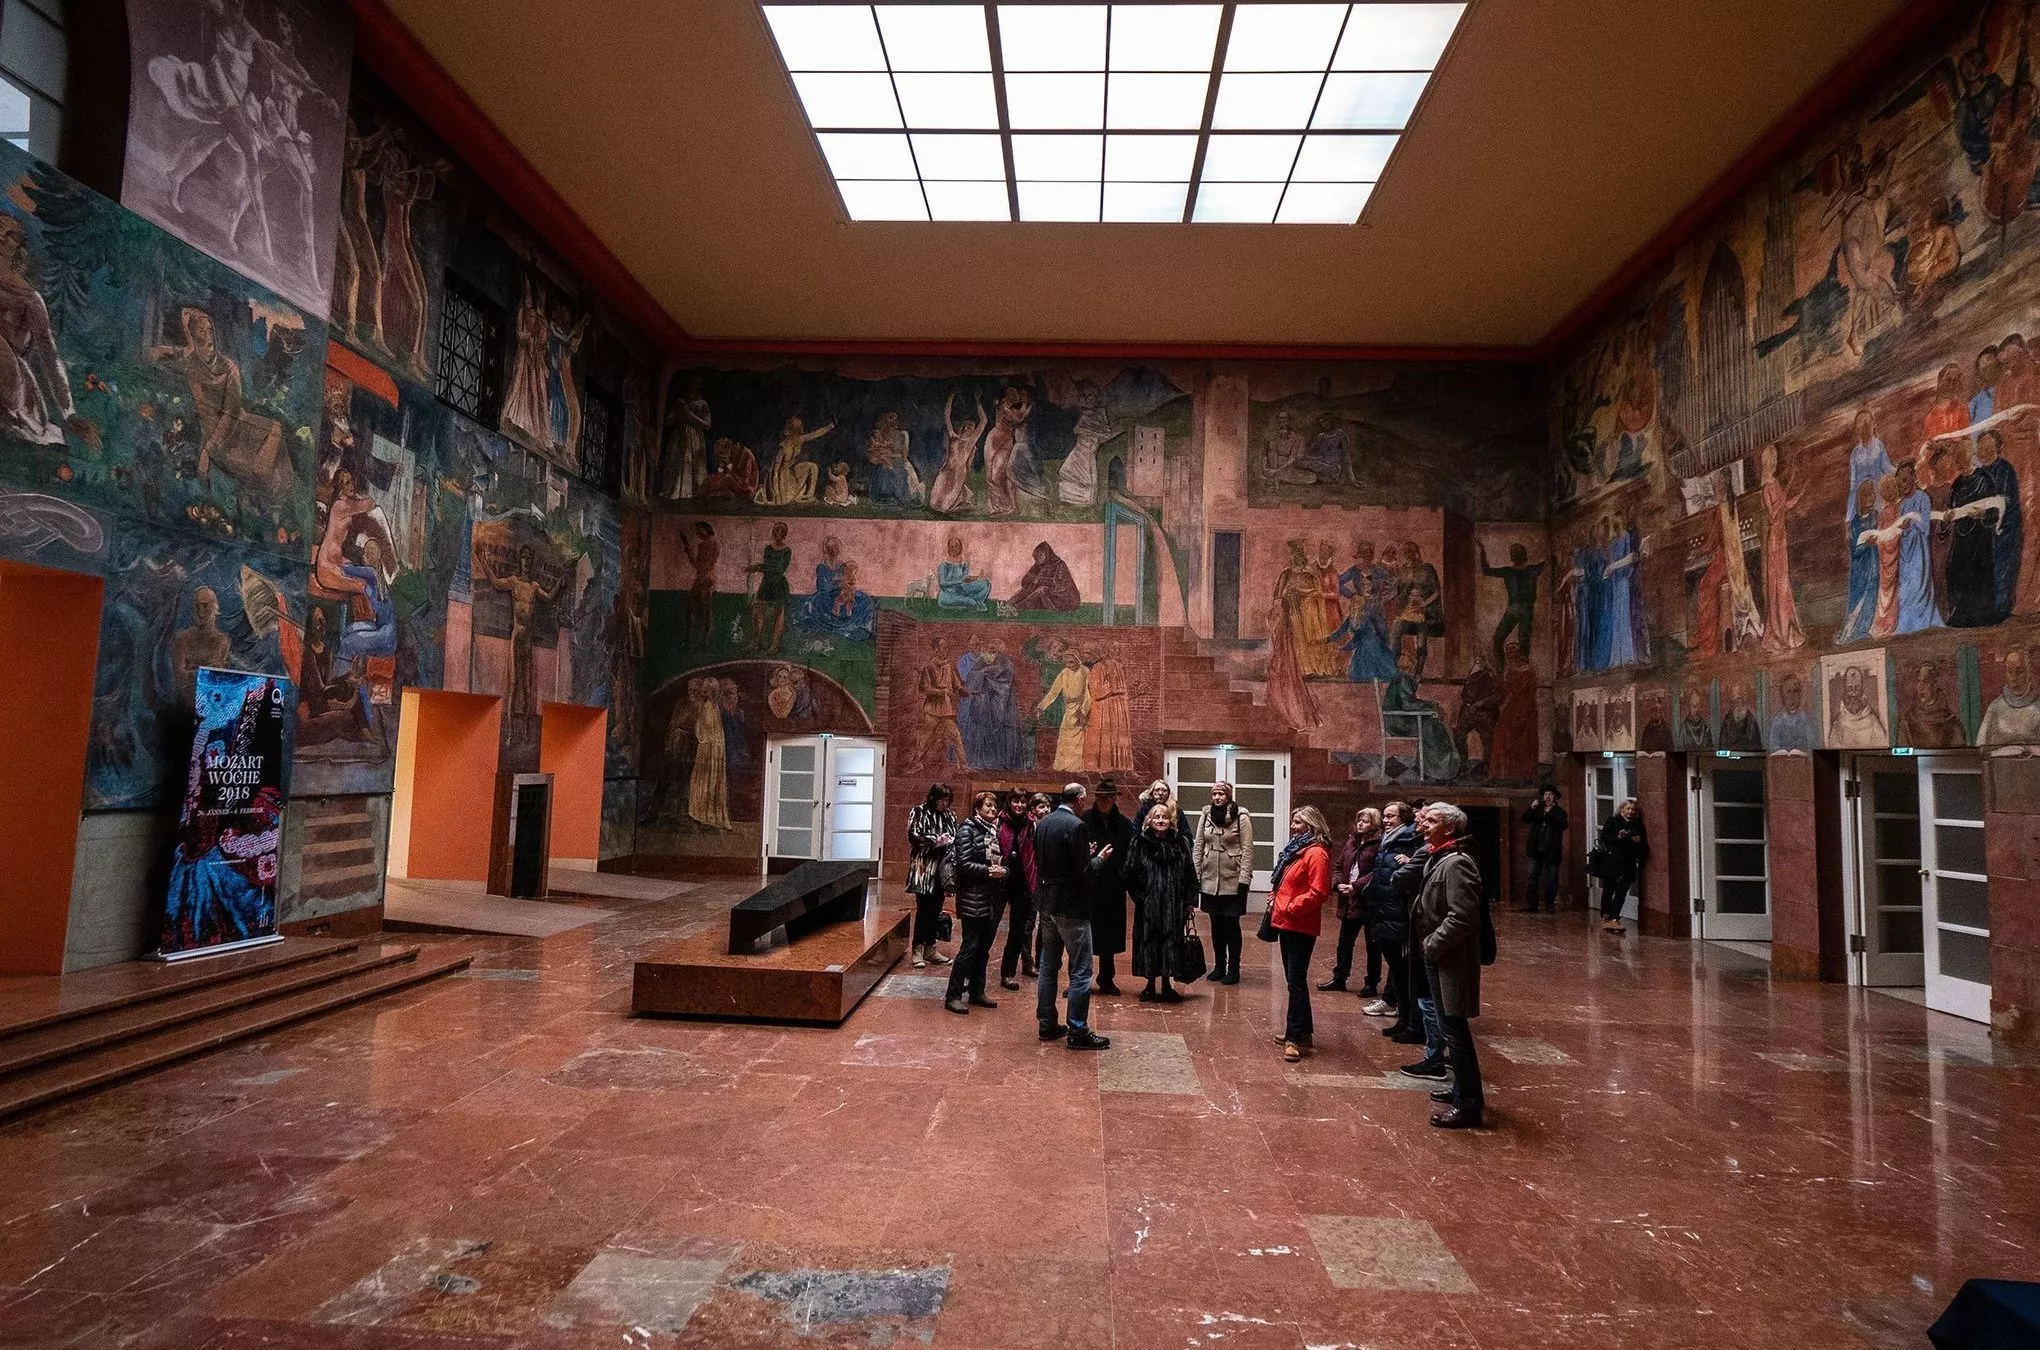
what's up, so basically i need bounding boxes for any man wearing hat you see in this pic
[1083,776,1134,996]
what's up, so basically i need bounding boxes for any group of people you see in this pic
[1520,785,1649,934]
[902,776,1494,1129]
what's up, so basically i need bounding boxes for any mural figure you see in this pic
[701,437,760,501]
[1939,434,2010,627]
[1603,517,1647,666]
[1840,478,1882,642]
[503,278,553,450]
[1382,649,1459,780]
[148,306,290,498]
[1825,658,1890,748]
[767,664,816,722]
[1900,660,1968,747]
[983,385,1033,515]
[864,409,920,506]
[1036,649,1090,773]
[125,0,347,315]
[822,461,856,506]
[1973,427,2023,620]
[1609,331,1656,480]
[544,299,587,456]
[744,521,793,654]
[1562,531,1603,673]
[1639,687,1675,751]
[1259,410,1310,484]
[958,645,1022,771]
[1058,380,1115,508]
[718,678,751,775]
[1718,682,1763,752]
[1768,674,1815,750]
[680,521,717,649]
[372,139,436,369]
[1455,653,1501,766]
[1083,648,1133,773]
[1758,444,1807,650]
[1873,461,1942,636]
[1718,500,1765,653]
[1388,542,1446,675]
[1265,586,1319,732]
[1330,539,1398,682]
[937,532,992,611]
[1980,646,2040,743]
[1011,541,1080,611]
[1846,410,1895,550]
[793,534,874,641]
[1273,541,1329,679]
[0,214,81,447]
[663,376,711,500]
[1479,541,1544,671]
[1679,687,1714,751]
[1488,639,1540,781]
[1603,687,1636,751]
[932,392,986,514]
[171,584,233,699]
[756,416,831,506]
[482,544,562,718]
[918,637,968,768]
[1827,146,1902,356]
[685,677,731,830]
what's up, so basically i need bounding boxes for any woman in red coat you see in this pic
[1268,805,1334,1061]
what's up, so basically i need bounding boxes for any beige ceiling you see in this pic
[381,0,1912,349]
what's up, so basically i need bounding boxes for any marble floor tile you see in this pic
[1488,1037,1576,1065]
[1097,1031,1203,1095]
[1304,1216,1477,1293]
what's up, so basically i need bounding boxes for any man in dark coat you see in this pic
[1033,782,1111,1050]
[1521,786,1568,913]
[1082,777,1134,995]
[1414,802,1486,1129]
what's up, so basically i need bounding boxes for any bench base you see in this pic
[631,900,912,1026]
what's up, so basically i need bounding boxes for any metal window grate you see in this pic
[581,381,623,494]
[434,274,505,422]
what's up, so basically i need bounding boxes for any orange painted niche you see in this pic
[388,689,502,883]
[0,561,103,976]
[539,702,607,870]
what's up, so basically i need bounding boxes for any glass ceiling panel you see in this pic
[761,1,1462,223]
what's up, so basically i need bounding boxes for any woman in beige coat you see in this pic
[1193,782,1255,984]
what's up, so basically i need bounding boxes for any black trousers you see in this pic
[1364,930,1383,991]
[1380,937,1406,1010]
[1278,930,1316,1044]
[1329,915,1366,986]
[999,889,1035,978]
[946,915,995,1000]
[1600,870,1635,921]
[911,889,944,946]
[1424,961,1483,1113]
[1209,914,1242,976]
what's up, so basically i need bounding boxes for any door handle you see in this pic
[1918,868,1930,880]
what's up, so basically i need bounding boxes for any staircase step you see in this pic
[0,946,473,1122]
[0,945,424,1078]
[0,938,365,1041]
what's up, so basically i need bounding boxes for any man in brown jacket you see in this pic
[1414,802,1485,1129]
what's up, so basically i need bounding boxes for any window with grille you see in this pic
[581,382,623,495]
[434,274,505,422]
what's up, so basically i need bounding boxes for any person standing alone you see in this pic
[1521,786,1568,913]
[1034,783,1112,1051]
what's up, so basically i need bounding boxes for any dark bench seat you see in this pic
[726,860,875,954]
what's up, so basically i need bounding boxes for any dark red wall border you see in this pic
[343,0,688,354]
[1533,0,1966,363]
[677,337,1527,363]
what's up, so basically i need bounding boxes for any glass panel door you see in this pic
[1587,756,1636,920]
[1167,747,1290,890]
[823,738,884,862]
[768,738,821,861]
[1696,765,1770,941]
[1845,756,1925,987]
[1920,757,1990,1024]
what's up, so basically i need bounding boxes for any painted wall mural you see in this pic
[121,0,353,319]
[1550,0,2040,755]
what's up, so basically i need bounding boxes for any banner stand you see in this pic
[155,933,286,964]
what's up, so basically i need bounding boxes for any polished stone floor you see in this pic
[3,881,2037,1348]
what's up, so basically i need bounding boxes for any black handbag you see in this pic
[1172,930,1208,983]
[1585,847,1609,880]
[937,910,954,943]
[1255,908,1277,942]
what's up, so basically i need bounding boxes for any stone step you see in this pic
[0,937,365,1041]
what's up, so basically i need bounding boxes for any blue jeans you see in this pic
[1526,854,1561,910]
[1417,963,1445,1062]
[1426,960,1483,1114]
[1036,911,1094,1033]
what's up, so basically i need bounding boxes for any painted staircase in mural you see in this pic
[0,938,474,1119]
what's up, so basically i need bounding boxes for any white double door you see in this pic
[764,736,885,864]
[1845,753,1992,1023]
[1688,760,1771,942]
[1165,748,1289,891]
[1586,755,1638,920]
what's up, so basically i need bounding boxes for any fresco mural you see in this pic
[121,0,353,319]
[1550,0,2040,754]
[334,73,451,386]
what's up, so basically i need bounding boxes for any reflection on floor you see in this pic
[383,879,615,938]
[1,881,2035,1348]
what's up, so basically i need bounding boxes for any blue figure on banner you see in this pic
[161,670,289,956]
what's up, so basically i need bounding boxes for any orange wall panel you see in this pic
[540,703,607,863]
[398,691,502,883]
[0,564,103,975]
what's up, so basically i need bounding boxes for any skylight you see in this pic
[760,2,1465,223]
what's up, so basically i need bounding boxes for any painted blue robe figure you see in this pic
[1572,544,1604,673]
[937,538,992,610]
[864,413,916,506]
[1300,417,1352,483]
[1895,483,1943,634]
[1840,485,1881,642]
[794,554,876,641]
[1970,384,1996,424]
[1382,667,1461,782]
[1845,426,1893,546]
[957,649,1022,771]
[336,561,396,661]
[1601,528,1640,667]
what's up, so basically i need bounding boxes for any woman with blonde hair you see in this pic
[1194,781,1253,984]
[1132,778,1175,832]
[1267,805,1333,1061]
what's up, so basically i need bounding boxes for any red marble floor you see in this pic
[2,881,2036,1349]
